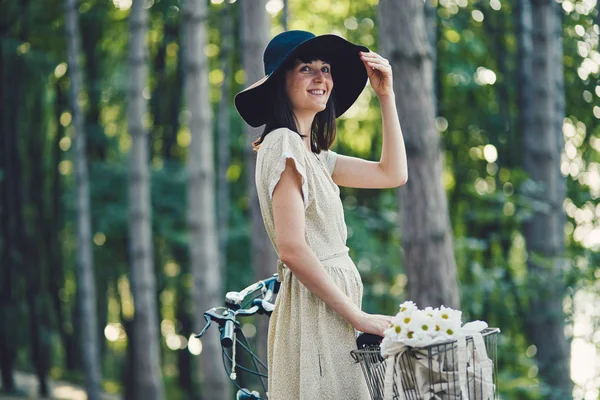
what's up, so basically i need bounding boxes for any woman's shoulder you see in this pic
[260,127,303,149]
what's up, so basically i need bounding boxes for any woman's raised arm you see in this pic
[331,51,408,189]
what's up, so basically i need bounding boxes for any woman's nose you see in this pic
[313,70,324,82]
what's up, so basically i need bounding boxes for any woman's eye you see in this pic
[299,65,330,73]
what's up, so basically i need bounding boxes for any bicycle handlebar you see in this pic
[221,317,235,348]
[225,275,279,309]
[194,274,280,348]
[193,274,280,400]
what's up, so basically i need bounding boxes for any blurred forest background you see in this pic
[1,0,599,399]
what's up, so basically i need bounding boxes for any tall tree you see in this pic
[127,0,165,398]
[240,0,274,365]
[378,0,460,308]
[424,0,437,102]
[181,0,230,398]
[0,11,18,389]
[48,79,79,372]
[217,2,234,277]
[282,0,289,31]
[65,0,103,398]
[150,1,182,160]
[520,0,572,397]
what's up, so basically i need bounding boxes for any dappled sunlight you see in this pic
[561,118,600,251]
[53,385,88,400]
[104,323,126,342]
[54,62,67,78]
[482,144,498,163]
[166,334,188,350]
[60,136,72,151]
[164,261,180,277]
[242,323,257,338]
[111,0,131,11]
[188,335,202,355]
[161,319,175,336]
[93,232,106,246]
[118,276,134,319]
[571,289,600,399]
[474,67,497,86]
[266,0,284,16]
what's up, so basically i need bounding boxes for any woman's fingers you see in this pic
[360,51,394,96]
[367,61,392,71]
[360,53,392,74]
[360,51,391,67]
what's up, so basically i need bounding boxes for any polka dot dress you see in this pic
[255,128,370,400]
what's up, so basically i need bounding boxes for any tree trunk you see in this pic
[181,0,229,398]
[48,79,79,372]
[127,1,165,398]
[65,0,103,398]
[172,244,193,397]
[217,2,233,278]
[282,0,289,31]
[151,3,180,160]
[0,35,16,393]
[240,0,274,365]
[424,0,437,103]
[521,0,572,398]
[378,0,460,309]
[163,52,183,160]
[80,4,108,162]
[24,80,53,398]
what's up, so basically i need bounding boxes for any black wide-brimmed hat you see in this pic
[234,30,370,128]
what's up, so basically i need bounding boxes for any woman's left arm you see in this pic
[331,51,408,189]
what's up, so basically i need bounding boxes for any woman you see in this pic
[234,30,408,399]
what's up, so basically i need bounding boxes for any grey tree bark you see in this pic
[127,1,165,398]
[378,0,460,309]
[520,0,572,398]
[424,0,437,103]
[240,0,275,364]
[64,0,102,398]
[217,3,233,275]
[181,0,230,398]
[282,0,289,31]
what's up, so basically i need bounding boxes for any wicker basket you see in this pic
[350,328,500,400]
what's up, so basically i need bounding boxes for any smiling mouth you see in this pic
[308,90,326,95]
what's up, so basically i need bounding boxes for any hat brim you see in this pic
[234,35,369,128]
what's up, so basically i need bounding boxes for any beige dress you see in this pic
[255,127,370,400]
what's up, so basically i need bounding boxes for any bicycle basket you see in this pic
[350,328,499,400]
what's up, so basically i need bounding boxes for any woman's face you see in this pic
[284,59,333,117]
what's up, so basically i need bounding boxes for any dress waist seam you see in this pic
[276,249,351,281]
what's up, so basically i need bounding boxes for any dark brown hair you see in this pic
[252,49,337,153]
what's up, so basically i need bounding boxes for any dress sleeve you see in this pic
[262,129,309,210]
[324,149,338,176]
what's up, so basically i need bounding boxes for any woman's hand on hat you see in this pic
[360,51,393,98]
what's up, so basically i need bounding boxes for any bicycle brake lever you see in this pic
[252,299,274,314]
[261,300,274,314]
[194,314,212,338]
[235,305,259,316]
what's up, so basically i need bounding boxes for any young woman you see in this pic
[234,30,408,400]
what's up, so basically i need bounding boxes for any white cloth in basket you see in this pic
[380,322,494,400]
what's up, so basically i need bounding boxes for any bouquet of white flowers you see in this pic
[382,301,468,348]
[379,301,495,400]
